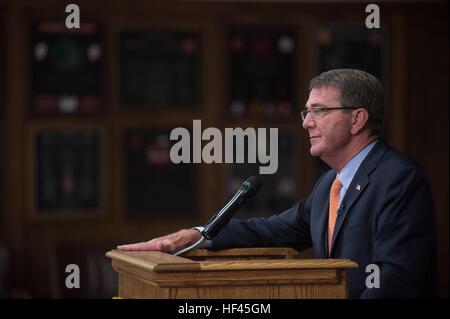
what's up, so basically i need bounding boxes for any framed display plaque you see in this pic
[227,28,296,118]
[119,30,201,108]
[31,21,103,114]
[32,129,101,215]
[314,24,386,80]
[124,128,196,218]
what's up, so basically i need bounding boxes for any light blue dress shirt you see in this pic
[335,139,378,208]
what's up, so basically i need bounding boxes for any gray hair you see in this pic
[309,69,385,136]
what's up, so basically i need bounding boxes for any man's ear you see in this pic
[350,108,369,135]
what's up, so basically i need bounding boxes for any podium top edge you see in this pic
[106,249,195,268]
[154,258,358,272]
[106,249,358,273]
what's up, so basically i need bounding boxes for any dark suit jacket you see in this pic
[211,140,439,298]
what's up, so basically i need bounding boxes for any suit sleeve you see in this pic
[210,180,319,252]
[360,166,437,298]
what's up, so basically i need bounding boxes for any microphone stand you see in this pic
[172,176,261,257]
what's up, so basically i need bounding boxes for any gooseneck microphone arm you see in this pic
[202,188,246,240]
[173,176,262,256]
[173,235,206,256]
[173,189,245,256]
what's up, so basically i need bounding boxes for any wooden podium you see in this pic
[106,248,357,299]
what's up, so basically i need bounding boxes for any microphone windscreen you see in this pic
[242,176,262,197]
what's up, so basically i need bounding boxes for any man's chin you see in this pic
[309,145,322,157]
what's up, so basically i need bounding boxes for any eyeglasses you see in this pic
[300,107,359,122]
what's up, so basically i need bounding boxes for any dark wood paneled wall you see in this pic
[403,4,449,298]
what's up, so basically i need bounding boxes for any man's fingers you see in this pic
[117,241,158,251]
[117,243,140,251]
[117,229,201,253]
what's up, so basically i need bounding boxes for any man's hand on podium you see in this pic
[117,229,202,254]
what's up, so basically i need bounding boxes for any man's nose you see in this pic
[302,112,315,129]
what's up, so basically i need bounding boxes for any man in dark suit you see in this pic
[118,69,439,298]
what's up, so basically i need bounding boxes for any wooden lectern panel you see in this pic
[106,248,357,299]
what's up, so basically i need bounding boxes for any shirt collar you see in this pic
[337,140,378,191]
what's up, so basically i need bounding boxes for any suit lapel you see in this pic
[317,196,331,257]
[329,140,389,256]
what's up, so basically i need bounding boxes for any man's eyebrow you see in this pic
[305,103,325,109]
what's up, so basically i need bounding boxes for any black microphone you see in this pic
[202,176,262,240]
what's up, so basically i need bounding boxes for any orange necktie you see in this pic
[328,177,343,255]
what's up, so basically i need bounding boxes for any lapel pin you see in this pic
[356,184,361,191]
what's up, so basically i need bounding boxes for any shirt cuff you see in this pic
[191,226,212,248]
